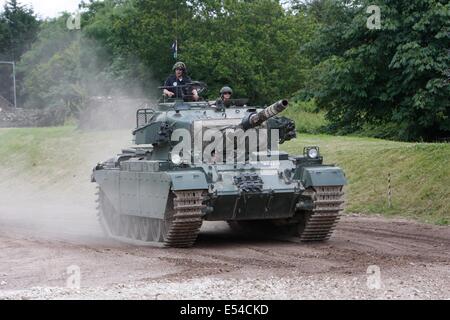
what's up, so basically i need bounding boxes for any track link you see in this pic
[299,186,344,241]
[164,190,206,248]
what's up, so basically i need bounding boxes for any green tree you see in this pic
[303,0,450,141]
[0,0,40,106]
[0,0,40,59]
[81,0,316,103]
[17,0,317,114]
[17,14,80,109]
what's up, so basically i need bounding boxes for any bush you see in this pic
[283,99,328,134]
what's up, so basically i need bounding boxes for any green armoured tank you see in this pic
[92,82,346,247]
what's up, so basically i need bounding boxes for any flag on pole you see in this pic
[171,40,178,59]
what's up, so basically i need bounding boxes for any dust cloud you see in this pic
[74,36,159,131]
[0,129,131,244]
[0,35,160,244]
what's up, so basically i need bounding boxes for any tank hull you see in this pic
[92,99,347,247]
[93,158,346,247]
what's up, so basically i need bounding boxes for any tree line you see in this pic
[0,0,448,141]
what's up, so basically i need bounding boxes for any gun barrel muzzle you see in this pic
[242,99,288,129]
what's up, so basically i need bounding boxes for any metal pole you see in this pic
[12,61,16,108]
[4,17,16,108]
[0,61,16,108]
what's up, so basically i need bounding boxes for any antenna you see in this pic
[175,5,178,59]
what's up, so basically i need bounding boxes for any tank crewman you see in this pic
[163,62,199,101]
[215,86,233,109]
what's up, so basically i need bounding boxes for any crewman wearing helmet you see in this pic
[163,62,199,101]
[215,86,233,110]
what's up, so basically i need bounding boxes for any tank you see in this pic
[92,82,347,247]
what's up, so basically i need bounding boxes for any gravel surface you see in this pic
[0,210,448,300]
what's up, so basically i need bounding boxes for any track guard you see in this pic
[300,166,347,188]
[166,171,208,191]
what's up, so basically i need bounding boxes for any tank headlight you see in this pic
[308,148,318,159]
[304,146,320,159]
[171,153,182,165]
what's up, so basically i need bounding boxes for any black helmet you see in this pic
[220,86,233,95]
[172,61,186,71]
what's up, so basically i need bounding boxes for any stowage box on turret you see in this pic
[92,82,347,247]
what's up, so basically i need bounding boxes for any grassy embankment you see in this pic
[0,126,448,225]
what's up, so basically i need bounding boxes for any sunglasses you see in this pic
[223,92,232,95]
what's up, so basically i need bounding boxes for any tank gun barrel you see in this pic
[241,99,289,130]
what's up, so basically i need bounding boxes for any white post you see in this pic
[387,172,392,208]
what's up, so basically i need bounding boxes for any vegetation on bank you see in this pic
[282,100,328,134]
[0,126,448,225]
[284,135,450,225]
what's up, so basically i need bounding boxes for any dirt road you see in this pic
[1,127,448,300]
[0,205,448,299]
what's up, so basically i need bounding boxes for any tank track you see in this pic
[299,186,344,241]
[165,190,206,247]
[96,187,206,248]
